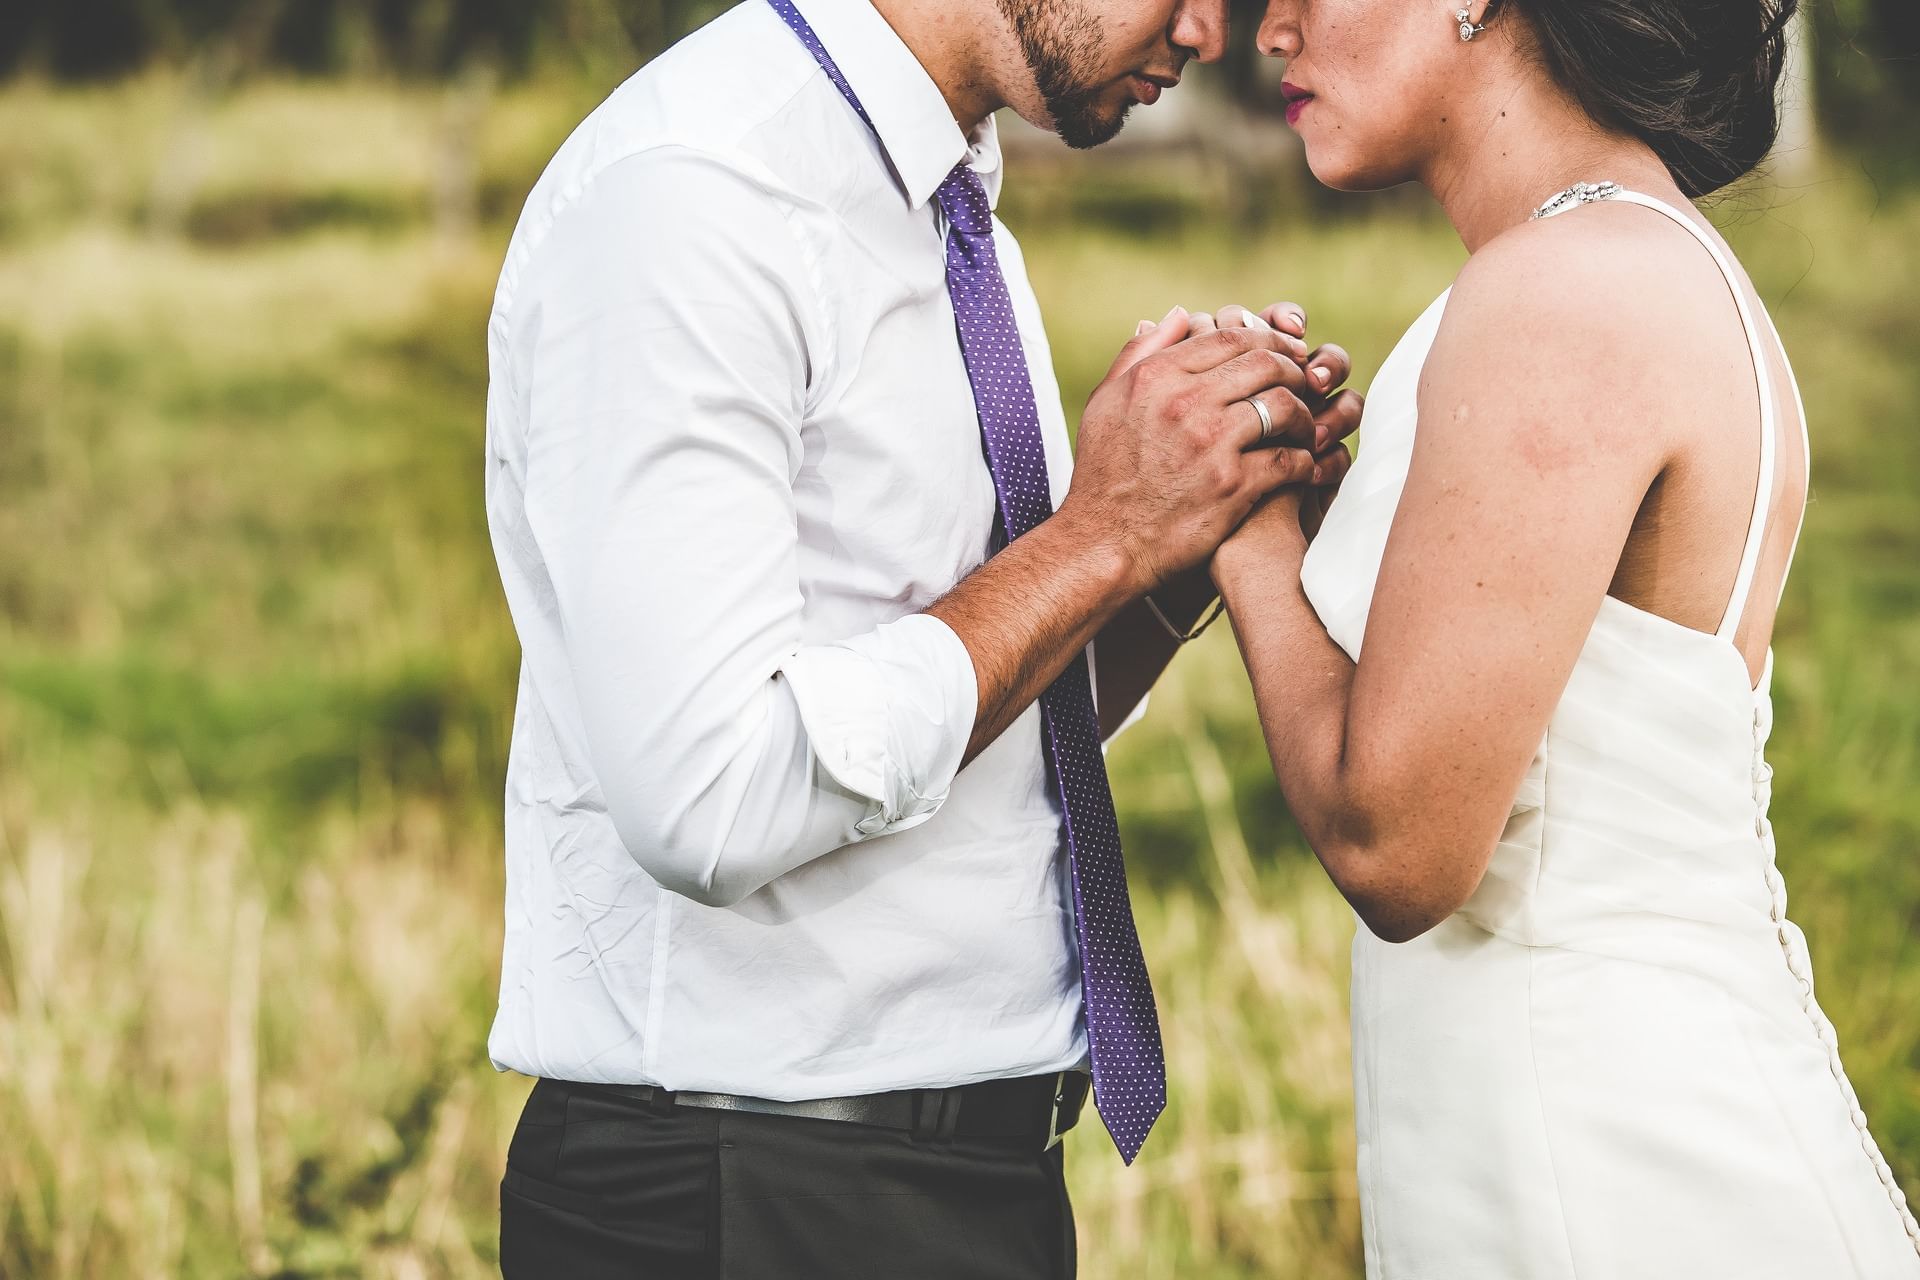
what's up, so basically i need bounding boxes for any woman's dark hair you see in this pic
[1484,0,1800,198]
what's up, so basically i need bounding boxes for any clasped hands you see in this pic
[1057,299,1362,618]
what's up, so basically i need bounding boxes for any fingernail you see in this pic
[1281,312,1307,336]
[1315,424,1328,450]
[1162,305,1185,324]
[1313,463,1325,484]
[1136,319,1155,336]
[1243,310,1273,331]
[1312,365,1333,386]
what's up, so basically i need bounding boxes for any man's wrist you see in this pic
[1046,502,1153,612]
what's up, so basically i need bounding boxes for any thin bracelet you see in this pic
[1144,593,1226,644]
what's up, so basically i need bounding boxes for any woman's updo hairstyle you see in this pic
[1483,0,1799,198]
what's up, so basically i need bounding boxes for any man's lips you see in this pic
[1281,80,1315,125]
[1130,73,1179,105]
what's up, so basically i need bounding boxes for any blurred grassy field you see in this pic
[0,75,1916,1278]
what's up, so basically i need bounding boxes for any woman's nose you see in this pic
[1256,3,1302,58]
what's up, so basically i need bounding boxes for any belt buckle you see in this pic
[1044,1071,1068,1151]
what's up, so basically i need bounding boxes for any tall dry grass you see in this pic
[0,791,515,1276]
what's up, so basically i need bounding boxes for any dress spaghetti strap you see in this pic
[1757,304,1813,611]
[1537,188,1781,641]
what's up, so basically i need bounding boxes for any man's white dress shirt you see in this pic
[485,0,1120,1098]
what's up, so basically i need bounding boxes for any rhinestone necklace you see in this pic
[1530,180,1624,221]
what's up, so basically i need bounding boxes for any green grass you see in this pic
[0,76,1916,1277]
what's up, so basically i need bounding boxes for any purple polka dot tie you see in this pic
[769,0,1166,1164]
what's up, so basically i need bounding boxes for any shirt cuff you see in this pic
[778,613,978,838]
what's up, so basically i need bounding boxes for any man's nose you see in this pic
[1170,0,1230,64]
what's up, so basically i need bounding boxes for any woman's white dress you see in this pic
[1298,188,1920,1278]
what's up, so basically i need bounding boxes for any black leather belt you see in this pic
[579,1070,1091,1151]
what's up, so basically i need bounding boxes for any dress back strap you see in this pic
[1758,304,1813,613]
[1543,189,1779,641]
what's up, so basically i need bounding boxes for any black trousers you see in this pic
[499,1077,1077,1279]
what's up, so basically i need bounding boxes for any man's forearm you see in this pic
[1089,570,1219,738]
[927,511,1144,767]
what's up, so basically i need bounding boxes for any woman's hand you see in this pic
[1305,443,1352,530]
[1192,303,1353,410]
[1214,427,1353,584]
[1213,486,1310,592]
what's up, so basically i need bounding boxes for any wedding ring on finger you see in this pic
[1246,395,1276,443]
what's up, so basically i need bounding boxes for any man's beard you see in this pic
[995,0,1126,150]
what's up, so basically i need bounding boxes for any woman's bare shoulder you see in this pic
[1422,204,1752,468]
[1447,204,1736,352]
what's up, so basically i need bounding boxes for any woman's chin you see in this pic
[1303,149,1408,195]
[1302,153,1360,192]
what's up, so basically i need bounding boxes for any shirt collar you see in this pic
[786,0,1004,211]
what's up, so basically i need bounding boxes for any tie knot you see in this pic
[936,163,993,236]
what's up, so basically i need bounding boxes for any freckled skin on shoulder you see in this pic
[1433,203,1763,465]
[1434,203,1789,637]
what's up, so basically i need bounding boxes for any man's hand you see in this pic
[1055,307,1322,597]
[1209,302,1362,537]
[924,301,1360,767]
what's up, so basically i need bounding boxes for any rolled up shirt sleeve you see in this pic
[779,614,976,838]
[515,146,977,908]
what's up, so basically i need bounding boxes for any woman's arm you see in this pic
[1211,224,1679,942]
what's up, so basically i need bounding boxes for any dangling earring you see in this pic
[1455,8,1487,40]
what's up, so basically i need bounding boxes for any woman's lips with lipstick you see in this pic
[1281,81,1314,125]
